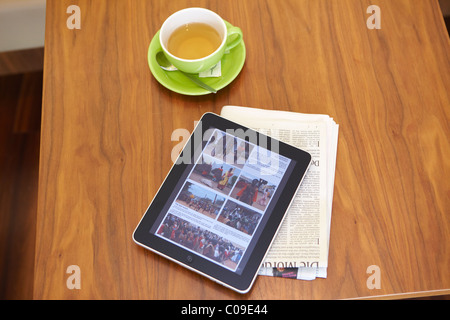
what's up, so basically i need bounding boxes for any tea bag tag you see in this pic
[199,61,221,78]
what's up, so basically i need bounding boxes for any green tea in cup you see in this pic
[159,7,243,73]
[167,22,222,60]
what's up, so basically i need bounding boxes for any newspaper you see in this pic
[220,106,339,280]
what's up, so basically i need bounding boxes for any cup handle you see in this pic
[225,26,243,52]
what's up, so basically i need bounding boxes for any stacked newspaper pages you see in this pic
[220,106,339,280]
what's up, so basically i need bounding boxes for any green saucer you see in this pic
[148,22,246,96]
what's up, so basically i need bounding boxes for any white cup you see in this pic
[159,7,243,73]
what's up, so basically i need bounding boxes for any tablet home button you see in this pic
[186,255,194,263]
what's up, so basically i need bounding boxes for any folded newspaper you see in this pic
[220,106,339,280]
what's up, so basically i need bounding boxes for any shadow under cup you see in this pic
[159,8,242,74]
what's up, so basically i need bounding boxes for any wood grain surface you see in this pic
[0,48,44,76]
[34,0,450,299]
[0,72,42,299]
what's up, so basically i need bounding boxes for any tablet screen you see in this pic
[148,127,296,275]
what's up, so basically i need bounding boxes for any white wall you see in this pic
[0,0,46,52]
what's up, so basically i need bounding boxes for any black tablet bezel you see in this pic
[133,112,311,293]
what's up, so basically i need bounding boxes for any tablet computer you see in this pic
[133,112,311,293]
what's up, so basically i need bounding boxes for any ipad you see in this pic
[133,112,311,293]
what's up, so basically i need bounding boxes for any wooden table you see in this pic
[34,0,450,299]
